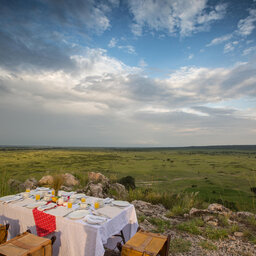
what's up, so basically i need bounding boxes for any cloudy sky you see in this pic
[0,0,256,147]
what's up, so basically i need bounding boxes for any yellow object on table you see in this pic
[25,188,30,193]
[35,194,40,201]
[81,198,86,203]
[121,230,170,256]
[51,197,57,203]
[67,202,72,209]
[94,202,100,209]
[51,190,55,196]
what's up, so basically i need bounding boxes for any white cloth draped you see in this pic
[0,200,138,256]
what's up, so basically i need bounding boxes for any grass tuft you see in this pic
[169,238,191,253]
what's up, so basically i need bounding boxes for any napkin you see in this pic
[84,215,107,225]
[32,208,56,237]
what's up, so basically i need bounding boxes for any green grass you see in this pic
[177,218,204,235]
[199,240,217,250]
[0,147,256,211]
[148,217,171,233]
[204,227,229,240]
[169,238,191,253]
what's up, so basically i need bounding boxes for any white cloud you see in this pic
[207,34,232,46]
[108,37,117,48]
[1,49,256,146]
[242,46,256,55]
[237,8,256,36]
[188,54,194,60]
[224,42,235,53]
[138,59,148,67]
[128,0,227,36]
[118,45,136,54]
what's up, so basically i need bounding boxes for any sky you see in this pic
[0,0,256,147]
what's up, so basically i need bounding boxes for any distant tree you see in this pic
[118,176,136,190]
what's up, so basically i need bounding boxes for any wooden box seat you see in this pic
[0,232,52,256]
[121,230,170,256]
[0,224,9,245]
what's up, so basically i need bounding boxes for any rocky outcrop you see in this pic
[23,178,38,189]
[38,173,79,190]
[38,175,53,186]
[84,172,128,199]
[62,173,79,187]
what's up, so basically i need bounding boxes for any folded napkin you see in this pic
[32,208,56,237]
[103,198,114,204]
[84,215,107,225]
[96,205,124,219]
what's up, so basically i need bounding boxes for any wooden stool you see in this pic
[121,230,170,256]
[0,231,53,256]
[0,224,9,245]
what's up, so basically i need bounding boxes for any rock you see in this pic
[234,232,243,237]
[131,200,166,218]
[63,173,79,187]
[203,215,215,222]
[208,203,230,214]
[236,211,255,219]
[86,183,104,198]
[207,220,218,227]
[109,183,128,199]
[23,178,38,189]
[88,172,109,184]
[38,175,53,186]
[189,208,209,216]
[8,179,22,191]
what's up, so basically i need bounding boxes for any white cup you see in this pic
[58,197,64,205]
[80,203,87,209]
[23,192,29,199]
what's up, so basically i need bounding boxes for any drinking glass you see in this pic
[94,201,100,210]
[51,190,55,196]
[81,198,86,203]
[35,194,40,201]
[67,202,72,209]
[26,188,30,193]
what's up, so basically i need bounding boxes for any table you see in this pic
[0,196,138,256]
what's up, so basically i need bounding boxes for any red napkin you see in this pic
[32,208,56,237]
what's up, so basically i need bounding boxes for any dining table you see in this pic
[0,188,138,256]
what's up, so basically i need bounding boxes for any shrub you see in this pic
[148,217,171,233]
[177,218,204,235]
[169,238,191,253]
[118,176,136,190]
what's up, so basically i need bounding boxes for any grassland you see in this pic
[0,146,256,211]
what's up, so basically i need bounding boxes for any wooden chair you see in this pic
[0,231,55,256]
[0,224,9,245]
[121,229,170,256]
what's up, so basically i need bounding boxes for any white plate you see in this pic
[68,210,89,220]
[112,200,130,207]
[84,215,107,224]
[26,202,46,209]
[0,195,16,201]
[74,193,86,199]
[36,187,49,191]
[0,195,22,202]
[38,203,56,211]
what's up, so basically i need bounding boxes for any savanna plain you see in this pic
[0,146,256,213]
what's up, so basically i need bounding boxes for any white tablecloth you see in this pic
[0,199,138,256]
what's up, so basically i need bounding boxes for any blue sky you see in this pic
[0,0,256,147]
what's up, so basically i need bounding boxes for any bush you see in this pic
[118,176,136,190]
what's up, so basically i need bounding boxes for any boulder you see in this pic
[208,203,229,212]
[189,208,209,216]
[23,178,38,189]
[131,200,166,218]
[109,183,128,199]
[63,173,79,187]
[88,172,109,184]
[236,211,255,219]
[86,183,104,198]
[38,175,53,186]
[8,179,24,192]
